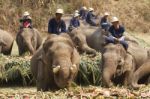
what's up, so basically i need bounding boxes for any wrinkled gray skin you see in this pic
[102,41,150,88]
[31,33,80,91]
[0,29,14,55]
[132,60,150,89]
[16,28,42,55]
[102,43,133,87]
[129,42,150,89]
[68,28,97,56]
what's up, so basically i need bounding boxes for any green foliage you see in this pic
[0,55,32,86]
[0,53,102,86]
[77,53,102,86]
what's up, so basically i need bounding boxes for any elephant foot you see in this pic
[132,83,145,90]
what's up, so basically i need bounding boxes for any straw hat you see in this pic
[56,9,64,14]
[89,7,94,11]
[104,12,109,16]
[74,13,80,17]
[23,11,30,16]
[111,17,119,22]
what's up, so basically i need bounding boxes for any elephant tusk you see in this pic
[72,64,76,68]
[53,66,60,74]
[70,64,77,73]
[70,67,73,71]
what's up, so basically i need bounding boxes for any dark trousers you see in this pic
[105,36,128,50]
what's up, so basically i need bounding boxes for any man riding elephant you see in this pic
[19,11,32,32]
[79,6,88,20]
[86,8,98,26]
[48,8,66,34]
[31,33,80,91]
[16,11,42,55]
[100,12,111,31]
[105,17,128,50]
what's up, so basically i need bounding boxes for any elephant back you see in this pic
[127,41,148,68]
[0,29,14,54]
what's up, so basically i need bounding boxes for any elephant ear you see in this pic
[71,48,80,65]
[43,36,55,53]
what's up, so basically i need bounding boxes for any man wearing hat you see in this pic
[105,17,128,50]
[79,6,88,20]
[68,13,80,32]
[48,9,66,34]
[69,13,80,28]
[100,12,110,31]
[86,7,97,26]
[19,11,32,29]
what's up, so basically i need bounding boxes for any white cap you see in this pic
[89,7,94,11]
[74,13,80,17]
[82,6,87,10]
[75,10,79,13]
[23,11,30,16]
[104,12,109,16]
[56,9,64,14]
[111,17,119,22]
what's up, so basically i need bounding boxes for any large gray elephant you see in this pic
[0,29,14,55]
[102,43,134,87]
[16,28,42,55]
[102,40,150,88]
[131,60,150,89]
[128,42,150,89]
[68,28,97,56]
[30,33,80,91]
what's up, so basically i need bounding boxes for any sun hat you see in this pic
[104,12,109,16]
[56,9,64,14]
[89,7,94,12]
[74,13,80,17]
[111,17,119,22]
[23,11,30,16]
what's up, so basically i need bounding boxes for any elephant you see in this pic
[30,33,80,91]
[101,43,135,87]
[0,29,14,55]
[102,40,150,88]
[131,60,150,89]
[16,28,42,55]
[68,28,97,56]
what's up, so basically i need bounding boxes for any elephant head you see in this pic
[42,33,80,88]
[102,43,127,87]
[68,28,96,56]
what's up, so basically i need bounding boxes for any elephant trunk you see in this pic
[102,58,117,87]
[82,44,97,56]
[53,59,74,88]
[25,38,35,55]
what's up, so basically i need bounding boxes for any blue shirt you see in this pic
[100,16,108,24]
[70,17,80,28]
[86,11,96,24]
[109,25,125,38]
[79,9,87,19]
[48,18,66,34]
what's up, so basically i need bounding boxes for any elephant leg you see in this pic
[16,35,26,55]
[102,67,114,87]
[132,61,150,89]
[124,54,135,86]
[37,61,48,91]
[0,46,2,53]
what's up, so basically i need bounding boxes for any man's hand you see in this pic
[114,37,120,43]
